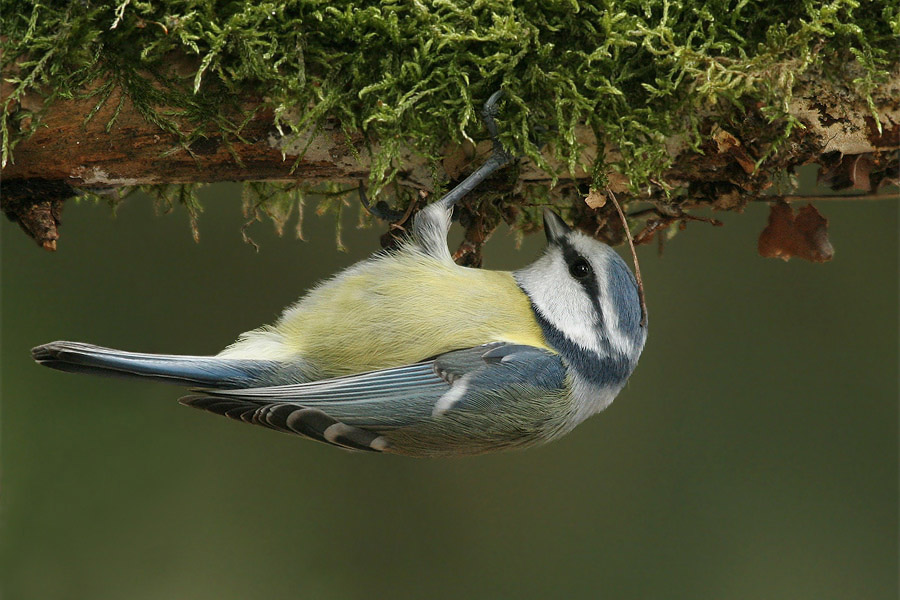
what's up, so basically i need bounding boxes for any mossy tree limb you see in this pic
[1,1,898,251]
[2,65,897,252]
[3,67,898,188]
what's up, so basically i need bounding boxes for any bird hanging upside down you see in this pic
[31,91,647,457]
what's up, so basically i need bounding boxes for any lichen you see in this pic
[2,0,897,246]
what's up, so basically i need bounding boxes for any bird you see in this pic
[31,92,647,457]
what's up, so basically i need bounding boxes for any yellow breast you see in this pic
[272,248,549,376]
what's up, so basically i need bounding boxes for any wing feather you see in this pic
[180,343,568,453]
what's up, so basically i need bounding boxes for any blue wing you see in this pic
[180,342,568,454]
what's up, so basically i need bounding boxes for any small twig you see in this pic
[632,218,672,246]
[627,207,664,219]
[629,205,723,247]
[606,187,648,329]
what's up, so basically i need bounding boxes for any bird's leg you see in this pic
[436,89,514,210]
[408,91,514,259]
[361,91,513,222]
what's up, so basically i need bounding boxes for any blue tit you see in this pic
[31,93,647,457]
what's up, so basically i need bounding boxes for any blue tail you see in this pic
[32,341,280,389]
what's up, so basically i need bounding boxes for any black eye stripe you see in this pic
[556,238,604,323]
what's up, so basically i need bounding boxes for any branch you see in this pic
[1,2,898,252]
[3,69,896,252]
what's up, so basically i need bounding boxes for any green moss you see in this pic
[2,0,897,244]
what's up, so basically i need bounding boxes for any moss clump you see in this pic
[2,1,897,243]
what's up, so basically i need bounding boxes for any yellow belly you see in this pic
[273,249,548,375]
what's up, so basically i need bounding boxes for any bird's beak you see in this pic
[543,208,572,244]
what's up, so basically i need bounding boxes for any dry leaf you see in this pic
[793,204,835,262]
[849,154,873,191]
[712,127,756,174]
[713,127,740,153]
[817,152,880,192]
[606,171,631,193]
[712,188,744,211]
[758,202,834,263]
[585,188,607,209]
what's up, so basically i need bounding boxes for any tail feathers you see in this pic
[32,341,280,389]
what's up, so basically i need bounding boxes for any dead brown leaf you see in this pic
[758,202,834,263]
[817,152,889,192]
[712,188,744,211]
[849,154,873,191]
[712,127,756,174]
[606,171,631,194]
[585,188,606,209]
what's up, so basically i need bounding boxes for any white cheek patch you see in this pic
[515,251,606,356]
[517,238,639,359]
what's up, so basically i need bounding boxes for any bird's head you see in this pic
[515,209,647,395]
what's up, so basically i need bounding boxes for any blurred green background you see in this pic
[2,180,897,600]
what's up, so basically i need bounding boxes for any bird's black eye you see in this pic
[569,258,592,279]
